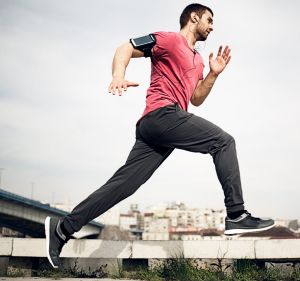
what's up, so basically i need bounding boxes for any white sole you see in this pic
[45,216,58,268]
[224,223,275,235]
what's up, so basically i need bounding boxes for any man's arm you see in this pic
[190,73,217,106]
[191,45,231,106]
[108,42,144,96]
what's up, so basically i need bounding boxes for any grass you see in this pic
[4,256,300,280]
[32,258,108,278]
[127,259,300,281]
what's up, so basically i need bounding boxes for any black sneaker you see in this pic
[224,211,275,235]
[45,216,70,268]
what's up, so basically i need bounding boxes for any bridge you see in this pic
[0,188,104,239]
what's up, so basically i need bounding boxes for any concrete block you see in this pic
[132,241,184,258]
[255,239,300,259]
[194,258,234,273]
[183,240,255,259]
[0,238,13,256]
[12,238,45,257]
[11,238,131,259]
[6,238,300,261]
[61,240,131,258]
[62,258,118,276]
[0,257,9,276]
[7,257,32,277]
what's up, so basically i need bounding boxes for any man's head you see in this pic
[180,3,214,41]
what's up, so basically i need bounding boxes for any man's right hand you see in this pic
[108,78,139,96]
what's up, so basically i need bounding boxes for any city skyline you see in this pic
[1,186,297,222]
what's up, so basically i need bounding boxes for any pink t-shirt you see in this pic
[140,31,205,120]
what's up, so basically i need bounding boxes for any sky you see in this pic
[1,0,300,220]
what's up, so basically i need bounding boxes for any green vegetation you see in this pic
[32,258,108,278]
[4,257,300,280]
[113,255,300,281]
[127,259,300,281]
[5,267,27,277]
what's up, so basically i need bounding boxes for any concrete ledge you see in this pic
[61,239,131,258]
[184,240,255,259]
[10,238,131,258]
[1,238,300,260]
[12,238,44,257]
[132,240,255,259]
[255,239,300,259]
[132,241,184,258]
[0,238,12,256]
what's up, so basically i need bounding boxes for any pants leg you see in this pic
[138,104,245,213]
[62,128,173,235]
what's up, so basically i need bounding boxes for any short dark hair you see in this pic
[179,3,214,29]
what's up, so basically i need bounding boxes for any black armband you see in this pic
[130,33,156,57]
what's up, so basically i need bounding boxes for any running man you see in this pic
[45,3,275,268]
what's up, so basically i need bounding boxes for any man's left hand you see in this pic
[209,45,231,76]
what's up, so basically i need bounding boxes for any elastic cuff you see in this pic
[226,204,245,214]
[60,218,74,237]
[56,219,68,241]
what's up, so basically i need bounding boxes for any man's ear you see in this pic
[190,12,199,24]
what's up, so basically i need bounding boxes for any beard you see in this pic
[197,28,209,41]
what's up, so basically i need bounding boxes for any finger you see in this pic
[223,45,228,53]
[108,82,115,93]
[217,46,222,56]
[112,85,117,95]
[127,81,140,87]
[222,47,231,61]
[113,84,121,95]
[209,52,213,60]
[225,55,231,65]
[222,46,229,57]
[130,83,139,87]
[117,85,123,96]
[226,48,231,57]
[224,46,231,57]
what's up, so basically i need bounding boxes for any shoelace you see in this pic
[244,210,260,221]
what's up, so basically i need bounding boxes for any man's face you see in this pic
[195,10,214,41]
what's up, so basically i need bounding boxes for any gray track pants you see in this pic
[62,103,244,235]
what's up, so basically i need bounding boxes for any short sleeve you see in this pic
[152,31,175,58]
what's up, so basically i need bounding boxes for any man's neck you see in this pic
[179,28,197,50]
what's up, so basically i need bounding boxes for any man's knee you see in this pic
[222,131,235,145]
[209,131,235,155]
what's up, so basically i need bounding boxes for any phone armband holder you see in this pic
[130,33,156,57]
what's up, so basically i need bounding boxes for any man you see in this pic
[45,3,275,268]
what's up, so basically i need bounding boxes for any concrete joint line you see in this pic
[11,238,14,256]
[129,241,133,258]
[254,240,257,259]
